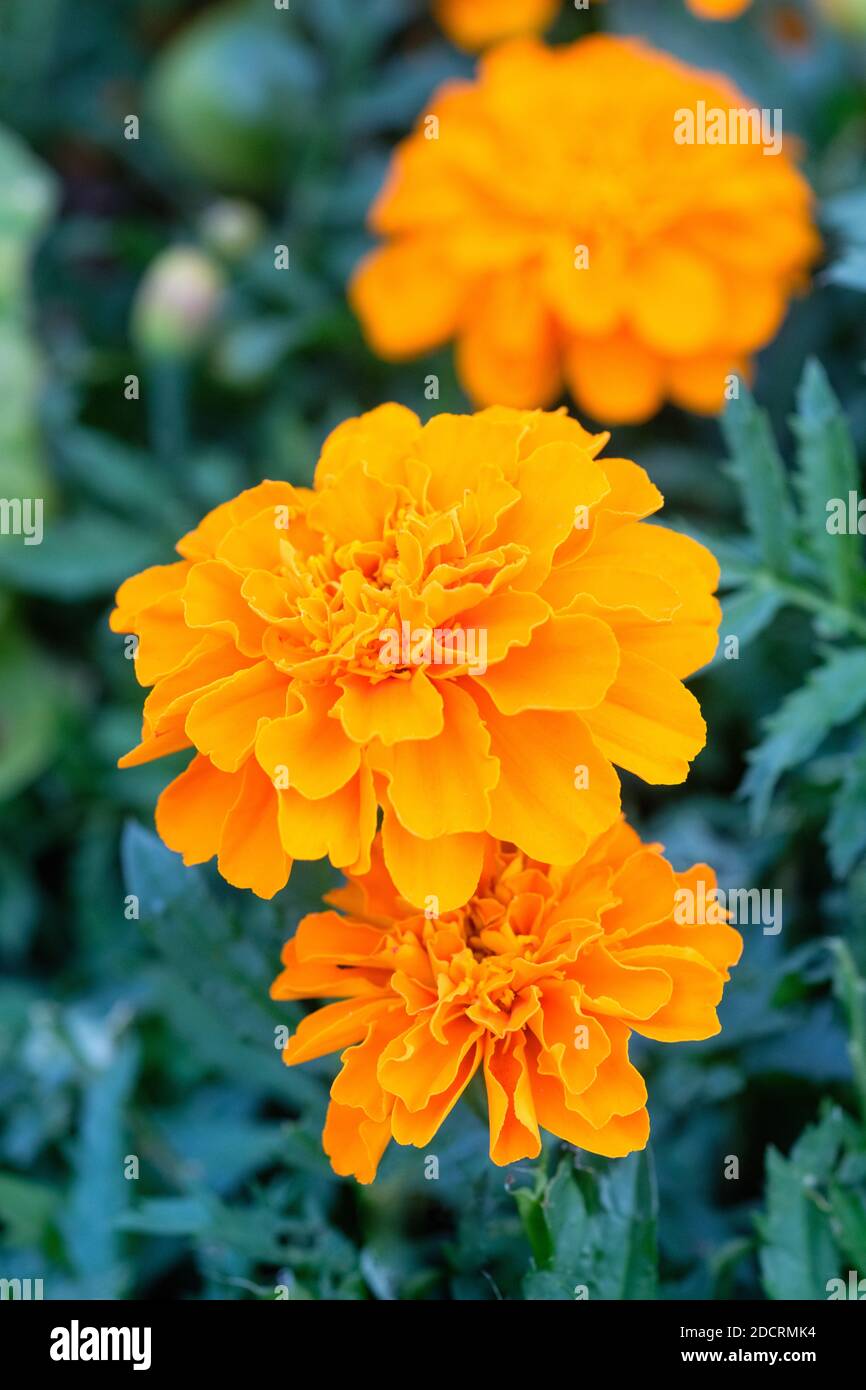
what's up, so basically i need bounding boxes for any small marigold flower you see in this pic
[350,36,819,422]
[272,823,743,1182]
[111,404,719,910]
[434,0,559,50]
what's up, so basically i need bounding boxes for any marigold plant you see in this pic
[111,404,719,910]
[350,35,818,422]
[272,822,742,1181]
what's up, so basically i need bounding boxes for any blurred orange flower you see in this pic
[434,0,752,49]
[350,36,818,422]
[687,0,752,16]
[111,405,719,910]
[273,823,742,1181]
[435,0,558,49]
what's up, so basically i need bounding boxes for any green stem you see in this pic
[763,575,866,641]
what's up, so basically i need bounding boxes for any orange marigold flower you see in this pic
[435,0,751,48]
[350,36,819,422]
[687,0,752,17]
[434,0,558,50]
[272,823,743,1182]
[111,404,720,910]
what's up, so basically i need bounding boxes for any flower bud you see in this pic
[198,199,264,261]
[131,246,224,358]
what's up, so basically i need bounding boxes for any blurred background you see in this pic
[1,0,865,1301]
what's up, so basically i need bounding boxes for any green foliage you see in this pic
[755,946,866,1299]
[703,362,866,875]
[518,1151,657,1300]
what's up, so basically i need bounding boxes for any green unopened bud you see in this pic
[198,199,264,261]
[131,246,224,357]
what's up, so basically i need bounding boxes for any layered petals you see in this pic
[351,33,818,422]
[272,824,742,1182]
[113,405,719,907]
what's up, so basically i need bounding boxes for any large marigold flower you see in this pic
[111,404,719,910]
[350,36,818,422]
[434,0,558,50]
[272,822,742,1182]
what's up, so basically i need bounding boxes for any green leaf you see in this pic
[58,428,180,528]
[828,1183,866,1271]
[830,940,866,1127]
[825,743,866,879]
[61,1034,138,1299]
[0,1170,61,1247]
[0,512,163,599]
[721,388,797,576]
[757,1106,849,1300]
[825,253,866,292]
[0,624,67,800]
[713,585,783,664]
[792,359,863,609]
[522,1151,657,1300]
[741,648,866,827]
[121,822,324,1108]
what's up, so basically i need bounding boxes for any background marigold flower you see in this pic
[272,822,743,1182]
[350,35,819,422]
[435,0,752,49]
[111,404,720,910]
[687,0,752,17]
[434,0,559,50]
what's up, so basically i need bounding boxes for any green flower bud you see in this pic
[131,246,224,358]
[198,199,264,261]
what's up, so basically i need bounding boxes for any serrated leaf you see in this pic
[522,1151,657,1301]
[714,585,783,664]
[757,1106,850,1300]
[61,1034,138,1299]
[792,359,863,608]
[825,743,866,879]
[831,940,866,1127]
[121,822,324,1107]
[823,191,866,293]
[721,389,797,576]
[741,649,866,827]
[824,253,866,292]
[828,1183,866,1271]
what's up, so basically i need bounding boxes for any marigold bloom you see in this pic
[111,404,719,910]
[272,823,742,1181]
[434,0,558,50]
[687,0,751,17]
[350,36,818,422]
[435,0,751,48]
